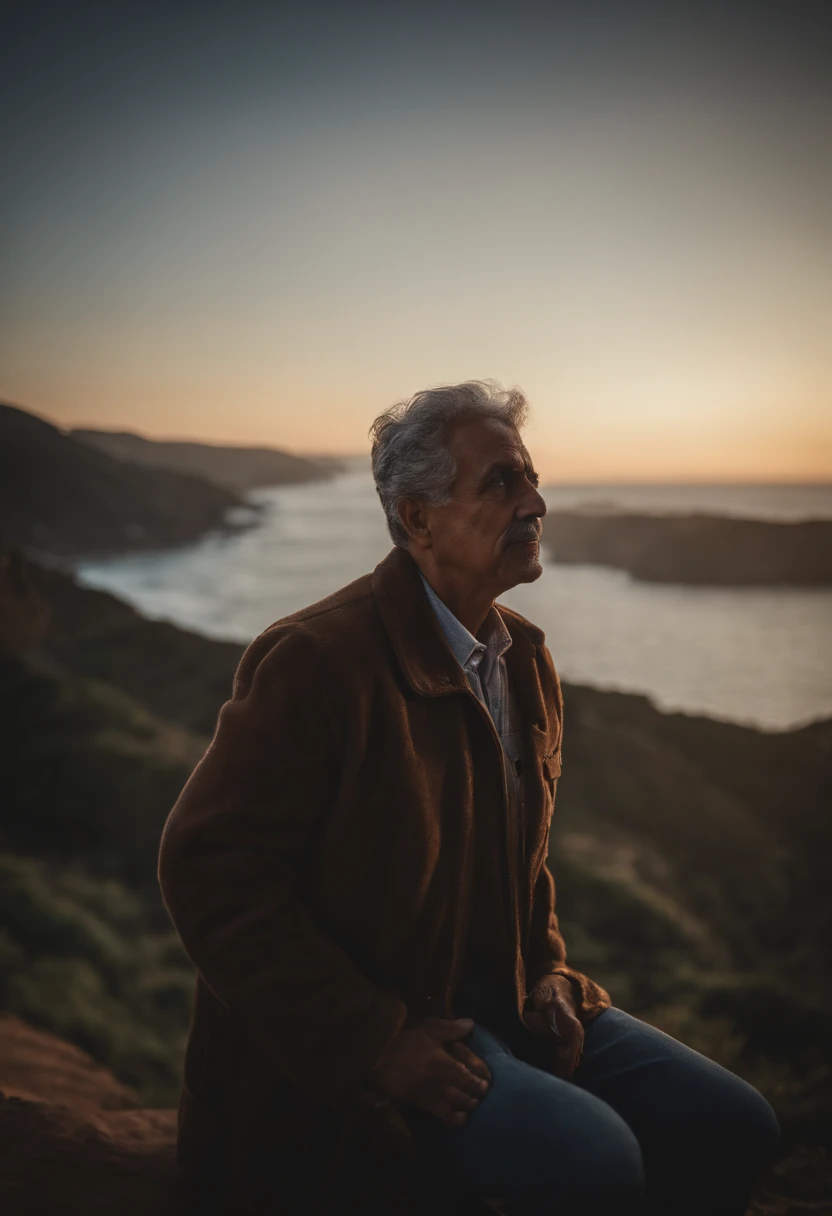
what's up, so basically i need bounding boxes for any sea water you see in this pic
[75,470,832,730]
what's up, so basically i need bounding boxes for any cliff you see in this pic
[0,402,250,560]
[542,509,832,586]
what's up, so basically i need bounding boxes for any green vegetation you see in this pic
[0,854,192,1105]
[0,652,202,889]
[0,546,220,1103]
[556,838,832,1185]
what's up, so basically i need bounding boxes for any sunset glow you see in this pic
[2,3,829,482]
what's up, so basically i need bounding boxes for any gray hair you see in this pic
[369,378,529,548]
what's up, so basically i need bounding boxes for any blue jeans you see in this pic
[406,1007,781,1216]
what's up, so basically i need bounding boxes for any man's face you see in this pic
[420,416,547,596]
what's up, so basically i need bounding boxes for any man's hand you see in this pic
[367,1016,491,1127]
[523,973,584,1080]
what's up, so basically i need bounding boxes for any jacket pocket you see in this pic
[543,751,562,781]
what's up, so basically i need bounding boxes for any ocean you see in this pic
[75,470,832,731]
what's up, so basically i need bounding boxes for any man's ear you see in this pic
[397,496,432,550]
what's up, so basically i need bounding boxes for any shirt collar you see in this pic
[418,569,512,677]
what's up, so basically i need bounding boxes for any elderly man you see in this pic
[158,380,780,1216]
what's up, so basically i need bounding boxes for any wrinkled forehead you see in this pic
[449,415,529,472]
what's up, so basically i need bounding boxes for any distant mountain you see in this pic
[542,509,832,586]
[72,428,341,490]
[0,402,248,560]
[303,451,370,473]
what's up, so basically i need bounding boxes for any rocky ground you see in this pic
[0,1013,181,1216]
[1,1010,826,1215]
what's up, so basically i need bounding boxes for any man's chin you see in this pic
[517,557,544,584]
[502,545,544,586]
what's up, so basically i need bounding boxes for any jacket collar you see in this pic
[417,567,512,682]
[371,546,548,727]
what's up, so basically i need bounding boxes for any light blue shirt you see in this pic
[417,569,512,733]
[417,569,522,793]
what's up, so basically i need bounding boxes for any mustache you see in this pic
[504,521,542,547]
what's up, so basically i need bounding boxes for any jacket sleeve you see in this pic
[525,861,612,1022]
[524,644,612,1023]
[157,624,408,1109]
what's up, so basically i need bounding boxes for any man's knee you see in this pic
[675,1067,782,1175]
[724,1082,781,1168]
[573,1116,645,1209]
[501,1103,645,1215]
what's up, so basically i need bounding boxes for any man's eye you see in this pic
[488,468,538,490]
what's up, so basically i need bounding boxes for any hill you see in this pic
[0,402,252,560]
[72,428,341,490]
[0,546,242,735]
[0,546,829,1207]
[542,509,832,585]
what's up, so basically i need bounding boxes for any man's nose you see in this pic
[522,482,547,519]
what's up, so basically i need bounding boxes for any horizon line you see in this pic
[4,398,830,487]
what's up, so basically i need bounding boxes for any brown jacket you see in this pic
[157,544,611,1214]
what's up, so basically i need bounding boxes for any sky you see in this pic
[1,0,830,480]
